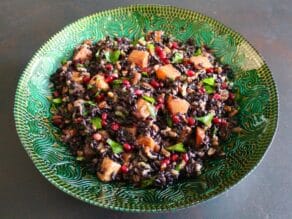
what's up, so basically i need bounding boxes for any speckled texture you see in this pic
[1,0,292,218]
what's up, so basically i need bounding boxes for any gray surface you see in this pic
[0,0,291,218]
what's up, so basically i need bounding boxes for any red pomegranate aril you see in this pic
[53,91,59,97]
[105,64,113,71]
[150,79,160,88]
[199,87,205,94]
[213,93,221,100]
[213,117,221,125]
[171,42,178,49]
[171,154,179,162]
[155,103,164,110]
[95,94,105,102]
[142,67,150,73]
[83,76,91,84]
[161,58,169,64]
[161,158,170,166]
[220,119,228,127]
[101,120,107,126]
[134,89,143,96]
[101,113,108,120]
[229,92,235,100]
[93,133,102,141]
[121,165,128,173]
[111,123,120,131]
[155,46,163,54]
[105,75,115,83]
[206,68,214,73]
[187,117,195,126]
[221,82,228,89]
[123,79,130,88]
[123,143,132,152]
[186,70,195,77]
[182,153,189,162]
[172,115,180,124]
[157,96,164,103]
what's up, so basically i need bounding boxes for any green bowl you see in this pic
[14,5,278,212]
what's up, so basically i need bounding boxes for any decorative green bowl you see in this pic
[14,5,278,212]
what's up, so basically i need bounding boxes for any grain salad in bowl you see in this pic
[50,31,240,187]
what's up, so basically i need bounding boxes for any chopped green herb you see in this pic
[85,101,96,107]
[52,98,62,104]
[94,91,100,97]
[76,63,84,68]
[171,52,184,63]
[95,50,100,59]
[166,115,173,127]
[142,72,148,77]
[61,59,67,65]
[175,161,185,171]
[204,85,215,94]
[91,117,102,130]
[87,84,93,90]
[105,50,121,63]
[166,142,186,152]
[106,138,123,154]
[141,178,155,188]
[76,156,84,161]
[202,77,215,86]
[112,79,123,85]
[115,111,125,118]
[147,43,155,53]
[196,113,214,127]
[142,95,156,104]
[147,104,157,119]
[194,48,202,56]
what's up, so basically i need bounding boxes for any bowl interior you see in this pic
[14,5,278,212]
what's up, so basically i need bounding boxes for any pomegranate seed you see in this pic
[172,115,180,124]
[123,79,130,88]
[121,165,128,173]
[105,64,113,71]
[95,93,105,102]
[182,153,189,162]
[101,113,108,120]
[155,103,164,110]
[123,143,132,152]
[220,119,228,126]
[83,76,91,84]
[186,70,195,77]
[142,67,150,73]
[171,154,179,162]
[134,89,143,96]
[221,82,228,89]
[161,58,169,64]
[93,133,102,141]
[229,92,235,100]
[171,42,178,49]
[213,117,221,125]
[213,93,221,100]
[101,120,107,126]
[105,75,115,83]
[199,87,205,94]
[161,158,170,166]
[155,46,163,54]
[206,68,214,73]
[187,117,195,126]
[53,91,59,97]
[111,123,120,131]
[157,96,164,103]
[150,79,160,88]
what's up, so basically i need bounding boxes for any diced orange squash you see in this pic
[156,64,181,80]
[196,127,205,146]
[190,55,213,69]
[73,45,92,63]
[125,126,137,136]
[133,98,151,119]
[97,157,121,182]
[137,136,156,151]
[89,75,109,91]
[128,50,149,68]
[154,31,164,43]
[167,95,190,115]
[71,71,83,83]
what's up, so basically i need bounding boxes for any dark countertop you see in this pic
[1,0,291,218]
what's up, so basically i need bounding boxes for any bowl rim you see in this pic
[14,4,279,213]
